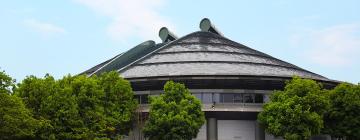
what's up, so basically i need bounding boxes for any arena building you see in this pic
[82,18,338,140]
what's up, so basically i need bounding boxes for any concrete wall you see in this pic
[194,124,207,140]
[265,133,331,140]
[218,120,256,140]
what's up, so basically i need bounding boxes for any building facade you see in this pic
[82,18,338,140]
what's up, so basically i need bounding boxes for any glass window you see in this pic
[263,94,270,103]
[254,94,264,103]
[193,93,202,101]
[243,93,254,103]
[233,94,243,103]
[212,93,220,103]
[134,94,149,104]
[221,93,234,103]
[140,94,149,104]
[202,93,212,103]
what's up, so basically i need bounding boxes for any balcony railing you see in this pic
[137,103,263,112]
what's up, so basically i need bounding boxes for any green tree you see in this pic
[0,71,38,139]
[41,75,86,139]
[323,83,360,139]
[65,75,108,139]
[143,81,205,140]
[16,74,85,139]
[16,74,57,118]
[99,72,137,138]
[16,71,137,139]
[0,70,15,94]
[258,77,330,140]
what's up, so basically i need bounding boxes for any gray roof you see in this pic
[83,31,330,81]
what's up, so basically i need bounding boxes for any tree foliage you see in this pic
[15,71,137,139]
[323,83,360,139]
[143,81,205,140]
[98,72,138,137]
[15,75,56,118]
[258,77,330,140]
[0,71,38,140]
[0,70,15,94]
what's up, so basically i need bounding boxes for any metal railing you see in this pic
[137,102,264,112]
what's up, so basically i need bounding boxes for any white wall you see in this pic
[193,124,207,140]
[218,120,256,140]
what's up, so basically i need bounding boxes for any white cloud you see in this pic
[24,19,66,35]
[291,24,360,67]
[74,0,175,42]
[290,15,321,24]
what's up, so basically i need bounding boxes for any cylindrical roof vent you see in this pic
[159,27,178,43]
[199,18,223,36]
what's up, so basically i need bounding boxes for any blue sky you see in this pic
[0,0,359,83]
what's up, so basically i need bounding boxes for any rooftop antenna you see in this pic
[199,18,223,36]
[159,27,178,43]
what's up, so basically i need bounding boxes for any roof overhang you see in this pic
[125,75,339,91]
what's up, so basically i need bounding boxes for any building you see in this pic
[82,18,339,140]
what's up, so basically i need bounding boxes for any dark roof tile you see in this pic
[83,31,332,82]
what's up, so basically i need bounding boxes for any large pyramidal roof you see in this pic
[82,19,332,82]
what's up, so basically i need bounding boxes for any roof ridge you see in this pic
[89,40,159,76]
[82,30,329,81]
[79,53,122,75]
[148,51,307,70]
[198,32,322,76]
[117,31,328,80]
[133,61,326,79]
[163,31,307,71]
[116,31,208,73]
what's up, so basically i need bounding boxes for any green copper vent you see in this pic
[159,27,178,43]
[200,18,223,36]
[91,40,159,75]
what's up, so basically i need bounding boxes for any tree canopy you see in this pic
[0,71,38,140]
[258,77,330,140]
[143,81,205,140]
[323,83,360,139]
[15,71,137,139]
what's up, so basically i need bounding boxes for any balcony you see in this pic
[137,103,263,113]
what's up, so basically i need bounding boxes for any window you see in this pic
[220,93,234,103]
[254,94,264,103]
[194,92,266,104]
[263,94,270,103]
[243,94,254,103]
[140,94,149,104]
[202,94,212,103]
[212,93,220,103]
[134,94,149,104]
[193,93,202,100]
[192,93,220,103]
[233,94,243,103]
